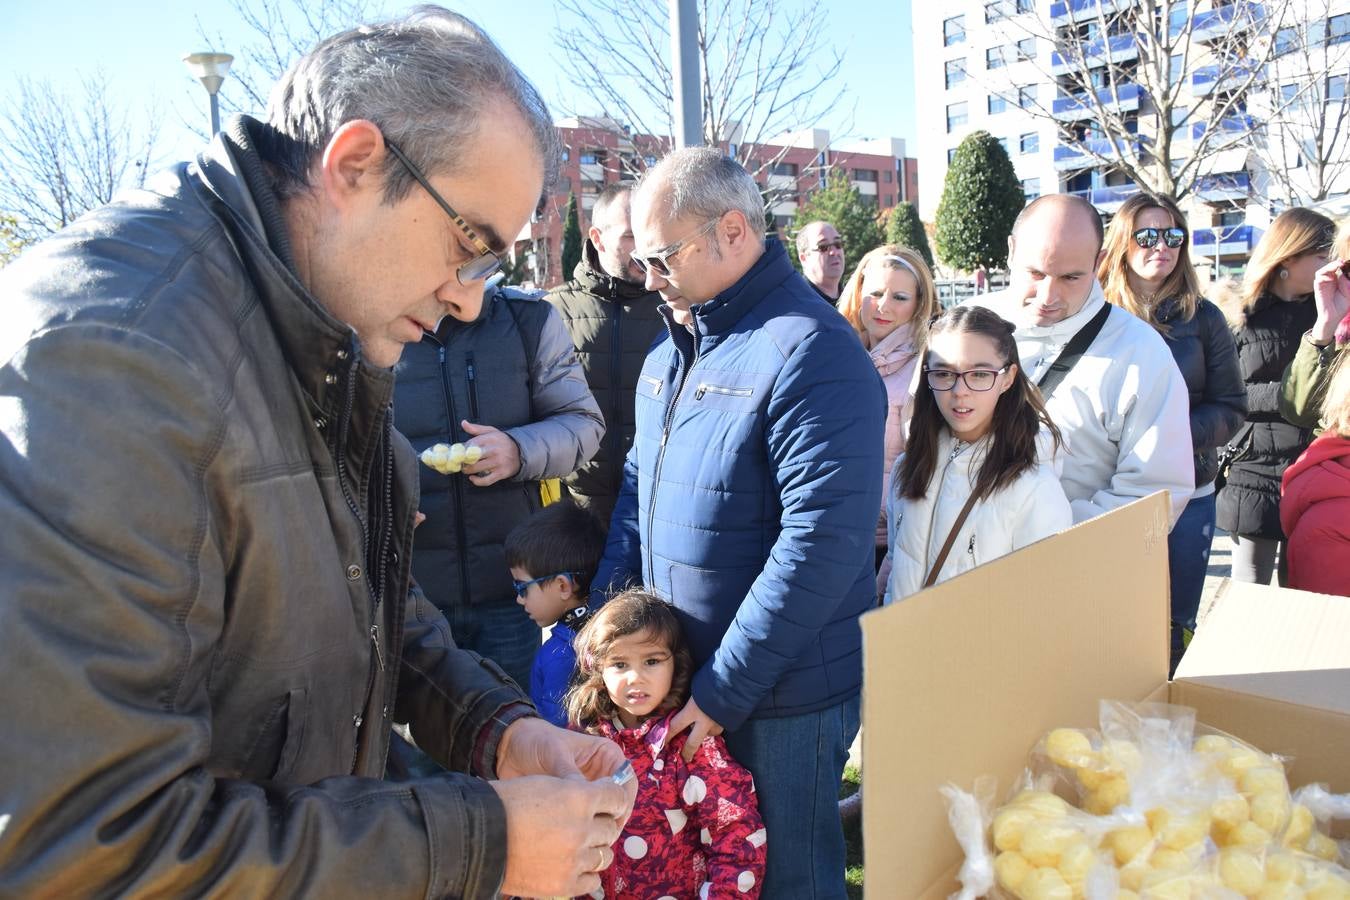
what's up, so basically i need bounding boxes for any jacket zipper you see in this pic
[609,298,624,470]
[640,374,663,395]
[332,355,393,773]
[967,534,977,565]
[646,333,700,587]
[694,382,753,400]
[438,345,472,603]
[465,352,480,422]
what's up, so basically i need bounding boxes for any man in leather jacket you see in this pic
[0,8,632,899]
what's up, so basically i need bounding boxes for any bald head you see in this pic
[1013,194,1104,252]
[1007,193,1106,327]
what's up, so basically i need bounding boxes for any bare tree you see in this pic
[1249,3,1350,207]
[973,0,1293,200]
[0,73,160,243]
[195,0,382,118]
[553,0,850,203]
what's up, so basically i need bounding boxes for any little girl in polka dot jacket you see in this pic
[565,589,766,900]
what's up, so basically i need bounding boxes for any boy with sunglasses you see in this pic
[505,501,609,725]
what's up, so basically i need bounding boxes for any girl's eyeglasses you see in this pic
[630,218,720,277]
[925,366,1008,392]
[512,571,583,597]
[1133,227,1186,249]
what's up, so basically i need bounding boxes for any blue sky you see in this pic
[1,0,917,168]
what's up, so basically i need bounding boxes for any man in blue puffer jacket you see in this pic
[593,148,886,899]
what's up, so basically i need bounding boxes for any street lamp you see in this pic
[183,52,234,135]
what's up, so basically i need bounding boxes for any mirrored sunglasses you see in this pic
[1133,227,1186,249]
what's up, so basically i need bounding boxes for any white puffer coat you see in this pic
[884,430,1073,603]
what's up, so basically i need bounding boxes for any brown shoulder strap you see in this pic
[923,490,982,588]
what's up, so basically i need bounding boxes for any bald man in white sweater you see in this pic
[969,194,1194,528]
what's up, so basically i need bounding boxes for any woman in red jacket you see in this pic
[566,590,766,899]
[1281,351,1350,596]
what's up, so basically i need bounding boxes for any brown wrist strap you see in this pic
[923,491,982,588]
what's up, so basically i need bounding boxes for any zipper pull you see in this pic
[661,429,670,447]
[370,624,386,671]
[438,346,446,364]
[967,534,976,556]
[694,384,707,400]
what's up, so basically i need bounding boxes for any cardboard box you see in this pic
[861,492,1350,899]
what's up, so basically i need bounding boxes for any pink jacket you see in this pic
[869,324,921,548]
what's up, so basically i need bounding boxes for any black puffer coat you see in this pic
[1216,292,1317,538]
[545,240,666,526]
[393,288,602,614]
[1156,297,1247,489]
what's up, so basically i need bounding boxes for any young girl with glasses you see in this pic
[837,245,938,576]
[565,590,766,899]
[883,306,1072,603]
[1097,192,1246,672]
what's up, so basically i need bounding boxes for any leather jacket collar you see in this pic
[189,115,395,463]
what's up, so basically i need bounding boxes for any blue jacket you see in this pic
[532,619,581,728]
[592,240,886,731]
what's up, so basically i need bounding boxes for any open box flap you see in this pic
[1174,579,1350,715]
[860,493,1171,899]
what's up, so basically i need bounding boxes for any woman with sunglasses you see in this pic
[1097,192,1246,671]
[883,305,1071,604]
[1216,207,1336,586]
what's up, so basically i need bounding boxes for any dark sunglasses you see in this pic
[512,571,582,597]
[631,219,720,277]
[1133,227,1186,249]
[812,240,845,254]
[384,139,503,285]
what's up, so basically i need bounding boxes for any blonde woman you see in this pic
[1217,208,1336,584]
[1098,192,1246,670]
[837,245,938,572]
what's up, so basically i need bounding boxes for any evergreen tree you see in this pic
[561,192,583,278]
[884,202,934,270]
[1,213,28,268]
[934,131,1024,272]
[791,169,883,275]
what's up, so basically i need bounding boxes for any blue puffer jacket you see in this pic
[593,240,886,731]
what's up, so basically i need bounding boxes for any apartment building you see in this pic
[913,0,1350,276]
[514,117,918,289]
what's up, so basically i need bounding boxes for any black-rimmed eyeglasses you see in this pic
[925,366,1009,392]
[384,139,503,285]
[1133,227,1185,250]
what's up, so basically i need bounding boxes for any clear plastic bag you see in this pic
[943,776,999,900]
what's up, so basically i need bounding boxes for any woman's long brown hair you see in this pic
[897,306,1062,503]
[1098,191,1201,334]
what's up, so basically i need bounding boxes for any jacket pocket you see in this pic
[639,374,663,397]
[242,688,308,780]
[693,382,754,400]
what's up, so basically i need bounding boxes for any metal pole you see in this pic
[670,0,702,148]
[209,93,221,135]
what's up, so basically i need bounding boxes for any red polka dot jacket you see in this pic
[585,711,765,899]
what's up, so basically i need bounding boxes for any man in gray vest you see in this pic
[547,181,667,528]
